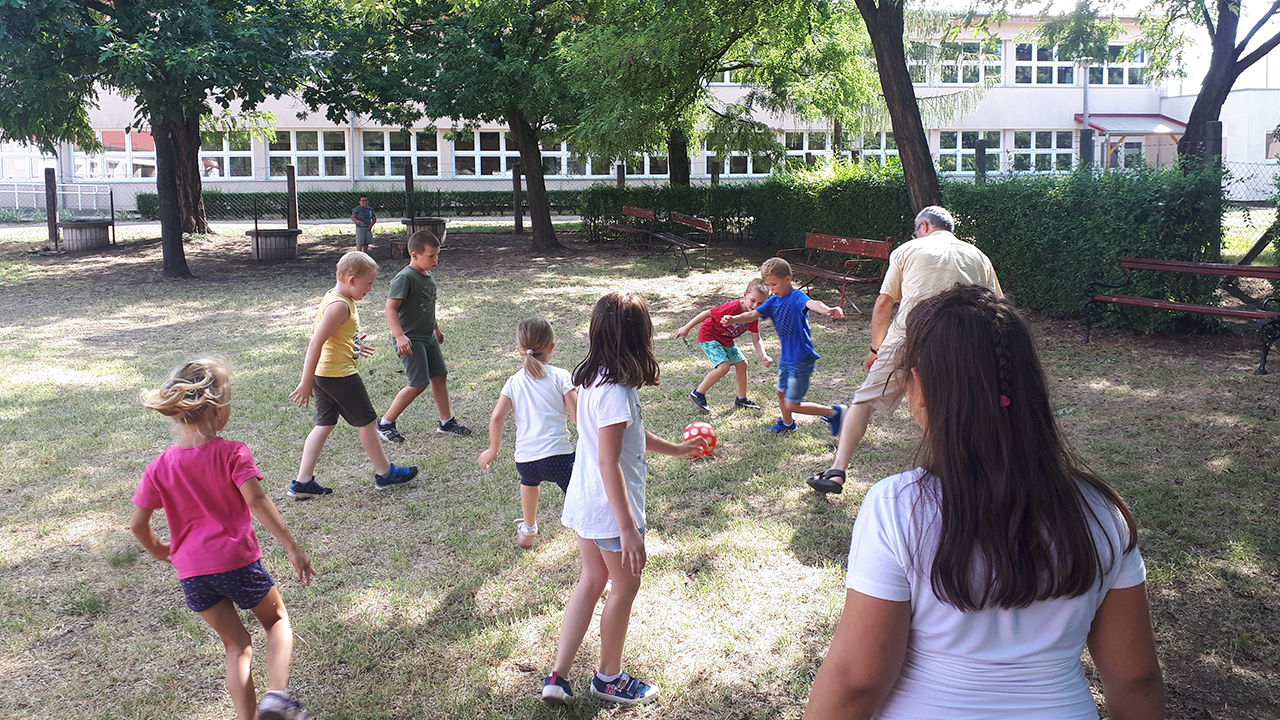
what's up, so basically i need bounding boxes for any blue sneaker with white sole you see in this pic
[542,673,573,704]
[589,670,659,705]
[822,404,844,437]
[374,463,418,489]
[768,417,796,433]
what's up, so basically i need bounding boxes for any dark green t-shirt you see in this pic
[388,266,437,341]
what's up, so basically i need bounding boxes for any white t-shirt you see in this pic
[499,365,575,463]
[561,375,647,539]
[846,469,1146,720]
[879,230,1002,349]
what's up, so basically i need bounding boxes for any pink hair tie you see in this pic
[526,349,535,356]
[999,395,1011,407]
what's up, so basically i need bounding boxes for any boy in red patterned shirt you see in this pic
[674,278,773,412]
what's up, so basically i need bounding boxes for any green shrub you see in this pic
[136,188,582,221]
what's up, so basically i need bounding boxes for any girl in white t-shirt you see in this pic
[805,285,1164,720]
[479,317,578,548]
[541,292,707,707]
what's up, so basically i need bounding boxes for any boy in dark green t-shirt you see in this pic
[377,230,471,441]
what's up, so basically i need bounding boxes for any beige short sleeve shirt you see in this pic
[879,230,1003,349]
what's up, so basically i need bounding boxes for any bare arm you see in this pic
[385,297,412,356]
[675,309,712,339]
[864,293,897,371]
[1087,583,1165,720]
[564,388,579,426]
[722,309,762,326]
[239,478,315,586]
[434,321,444,345]
[289,299,350,407]
[478,394,513,469]
[805,298,845,320]
[129,506,171,564]
[803,589,911,720]
[598,422,643,574]
[644,429,707,457]
[749,331,772,366]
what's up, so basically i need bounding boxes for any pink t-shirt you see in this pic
[132,437,263,579]
[697,299,759,346]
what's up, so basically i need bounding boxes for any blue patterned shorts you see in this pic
[699,340,745,367]
[516,452,574,492]
[179,560,275,613]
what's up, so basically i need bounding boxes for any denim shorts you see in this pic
[517,452,574,492]
[699,340,745,367]
[591,528,646,553]
[179,560,275,613]
[776,360,816,404]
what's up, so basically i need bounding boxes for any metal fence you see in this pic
[0,181,114,221]
[1223,162,1279,204]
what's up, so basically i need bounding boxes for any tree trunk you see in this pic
[667,127,691,186]
[171,109,210,234]
[853,0,941,212]
[1177,0,1242,159]
[507,108,562,251]
[152,117,193,278]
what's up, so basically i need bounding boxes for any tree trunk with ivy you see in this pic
[151,117,194,278]
[507,108,562,251]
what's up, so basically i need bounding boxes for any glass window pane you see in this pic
[1058,66,1074,84]
[624,161,643,175]
[808,132,827,150]
[590,158,611,176]
[962,65,979,83]
[729,155,748,173]
[885,133,896,149]
[323,131,345,151]
[270,131,291,152]
[1035,154,1051,171]
[269,156,289,176]
[1036,131,1052,149]
[453,133,474,151]
[362,132,384,151]
[1056,131,1073,149]
[230,157,253,177]
[961,154,976,172]
[389,132,409,151]
[984,131,1000,147]
[961,131,978,149]
[940,65,957,83]
[566,158,584,175]
[542,157,561,175]
[1056,153,1073,170]
[202,157,224,177]
[1016,43,1032,61]
[363,156,386,176]
[101,131,128,152]
[650,156,668,175]
[1128,68,1144,85]
[963,42,979,54]
[939,155,956,171]
[325,156,346,176]
[1015,66,1031,84]
[940,132,957,150]
[389,156,408,176]
[455,156,475,175]
[229,132,251,151]
[1014,153,1030,171]
[131,132,155,151]
[132,160,156,177]
[1089,67,1103,85]
[986,154,999,172]
[297,156,319,176]
[416,132,437,151]
[1108,67,1124,84]
[1036,67,1053,84]
[910,64,927,83]
[862,133,880,150]
[751,155,770,174]
[201,132,223,152]
[417,156,438,176]
[479,132,500,151]
[480,156,501,175]
[785,132,804,150]
[986,65,1000,81]
[1014,131,1031,149]
[1108,45,1122,62]
[1037,45,1053,61]
[296,131,318,152]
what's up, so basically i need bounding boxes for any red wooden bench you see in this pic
[607,205,656,253]
[776,230,892,313]
[651,211,711,268]
[1082,256,1280,374]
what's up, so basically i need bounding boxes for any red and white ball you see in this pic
[682,421,717,457]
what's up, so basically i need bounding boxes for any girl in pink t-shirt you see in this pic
[131,359,316,720]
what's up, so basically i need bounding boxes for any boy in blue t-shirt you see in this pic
[721,257,846,434]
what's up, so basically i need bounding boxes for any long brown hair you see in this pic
[572,292,659,389]
[898,285,1137,611]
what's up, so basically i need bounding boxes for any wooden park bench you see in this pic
[776,230,893,313]
[650,211,711,269]
[606,205,657,253]
[1081,256,1280,374]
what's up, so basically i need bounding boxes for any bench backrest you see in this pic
[805,231,891,260]
[1120,256,1280,280]
[671,212,712,233]
[621,205,656,221]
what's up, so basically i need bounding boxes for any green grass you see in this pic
[0,223,1277,718]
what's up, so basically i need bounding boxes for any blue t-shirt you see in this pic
[757,288,818,364]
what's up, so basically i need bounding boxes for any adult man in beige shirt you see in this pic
[806,205,1003,494]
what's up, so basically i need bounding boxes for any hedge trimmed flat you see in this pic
[806,468,845,494]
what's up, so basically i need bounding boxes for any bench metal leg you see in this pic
[1257,318,1278,375]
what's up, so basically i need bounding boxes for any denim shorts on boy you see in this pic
[398,338,447,387]
[179,559,275,613]
[313,373,378,427]
[592,528,646,553]
[698,340,745,367]
[517,452,575,492]
[776,360,816,404]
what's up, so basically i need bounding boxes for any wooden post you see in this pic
[974,141,987,184]
[404,162,415,220]
[1079,129,1094,167]
[710,156,720,186]
[109,188,116,244]
[44,168,58,250]
[511,158,524,235]
[285,164,299,229]
[616,163,625,188]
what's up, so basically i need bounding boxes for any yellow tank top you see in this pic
[314,291,360,378]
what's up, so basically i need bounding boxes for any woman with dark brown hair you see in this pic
[805,285,1163,719]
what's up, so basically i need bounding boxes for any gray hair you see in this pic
[915,205,954,232]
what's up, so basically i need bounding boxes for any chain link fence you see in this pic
[0,181,115,222]
[1223,162,1279,204]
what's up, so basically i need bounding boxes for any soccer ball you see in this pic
[682,421,717,458]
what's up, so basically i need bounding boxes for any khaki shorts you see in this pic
[851,343,907,414]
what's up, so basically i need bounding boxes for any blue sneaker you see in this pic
[689,390,710,413]
[374,463,418,490]
[822,404,845,437]
[589,670,659,705]
[768,417,796,433]
[542,673,573,704]
[287,477,332,500]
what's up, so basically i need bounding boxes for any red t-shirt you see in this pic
[697,299,760,346]
[133,437,263,579]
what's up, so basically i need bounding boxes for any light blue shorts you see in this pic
[699,340,745,367]
[776,360,816,404]
[591,528,646,552]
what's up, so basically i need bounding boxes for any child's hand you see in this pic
[674,326,690,340]
[719,315,735,327]
[619,527,646,575]
[478,448,498,469]
[146,544,172,564]
[761,353,774,367]
[394,334,412,356]
[828,307,845,320]
[674,435,710,458]
[356,334,375,358]
[289,381,312,408]
[288,547,316,587]
[434,327,445,345]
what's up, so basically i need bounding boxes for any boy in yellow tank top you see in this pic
[287,251,418,498]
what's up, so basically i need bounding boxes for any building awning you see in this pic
[1073,114,1186,136]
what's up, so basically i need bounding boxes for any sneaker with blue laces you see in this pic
[437,417,472,436]
[542,672,573,704]
[822,404,845,437]
[689,390,710,413]
[768,417,797,433]
[589,670,659,705]
[376,417,405,443]
[374,463,418,490]
[287,477,332,500]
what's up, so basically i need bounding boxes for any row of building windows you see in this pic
[910,42,1147,87]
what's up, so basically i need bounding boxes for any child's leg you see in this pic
[731,360,749,398]
[383,385,427,423]
[551,536,611,677]
[197,599,257,720]
[356,421,392,476]
[248,586,293,693]
[520,484,540,529]
[296,424,336,483]
[776,389,792,423]
[696,362,732,395]
[596,546,644,677]
[429,375,452,422]
[785,400,835,417]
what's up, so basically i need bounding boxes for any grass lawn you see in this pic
[0,218,1277,719]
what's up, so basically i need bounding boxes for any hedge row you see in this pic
[137,188,583,221]
[581,162,1225,329]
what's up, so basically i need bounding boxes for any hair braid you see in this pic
[990,308,1014,403]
